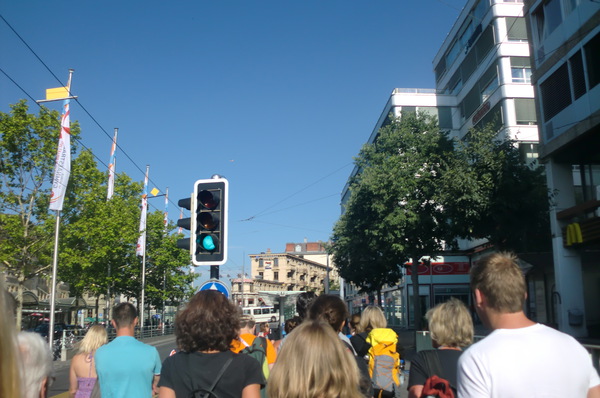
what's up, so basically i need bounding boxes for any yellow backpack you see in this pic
[366,328,401,393]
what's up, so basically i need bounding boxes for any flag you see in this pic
[136,167,149,256]
[164,188,169,232]
[49,99,71,211]
[107,128,118,200]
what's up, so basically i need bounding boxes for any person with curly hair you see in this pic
[158,290,262,398]
[268,320,364,398]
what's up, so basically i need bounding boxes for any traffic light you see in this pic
[176,196,193,251]
[191,177,228,265]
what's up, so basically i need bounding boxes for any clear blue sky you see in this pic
[1,1,463,286]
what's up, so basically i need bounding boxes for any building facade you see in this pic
[248,242,338,294]
[341,0,552,329]
[523,0,600,337]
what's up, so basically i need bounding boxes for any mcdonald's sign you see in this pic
[565,223,583,246]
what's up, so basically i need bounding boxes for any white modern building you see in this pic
[523,0,600,337]
[342,0,546,328]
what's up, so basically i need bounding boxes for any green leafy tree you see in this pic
[142,211,195,317]
[0,100,81,327]
[55,149,141,307]
[440,124,552,252]
[331,113,456,328]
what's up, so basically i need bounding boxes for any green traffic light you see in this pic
[202,235,216,251]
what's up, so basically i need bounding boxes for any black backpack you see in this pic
[188,356,233,398]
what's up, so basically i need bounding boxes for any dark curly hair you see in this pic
[307,295,348,332]
[296,291,317,321]
[175,290,239,352]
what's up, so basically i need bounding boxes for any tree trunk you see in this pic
[16,274,25,329]
[411,255,422,330]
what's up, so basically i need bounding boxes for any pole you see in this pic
[141,229,147,330]
[140,165,150,331]
[48,211,61,353]
[241,252,245,307]
[325,254,330,294]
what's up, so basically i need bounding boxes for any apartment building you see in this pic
[341,0,545,327]
[248,242,337,295]
[523,0,600,337]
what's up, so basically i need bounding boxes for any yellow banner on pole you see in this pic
[46,86,69,100]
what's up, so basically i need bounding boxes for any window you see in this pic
[515,98,537,125]
[274,271,279,281]
[258,271,264,278]
[569,50,586,99]
[519,143,539,166]
[511,57,532,83]
[273,258,279,267]
[563,0,579,16]
[584,32,600,89]
[258,258,263,267]
[540,64,571,121]
[506,17,528,42]
[446,40,462,67]
[534,0,563,41]
[480,64,499,101]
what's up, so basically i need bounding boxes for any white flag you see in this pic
[107,128,118,200]
[49,99,71,211]
[136,167,149,256]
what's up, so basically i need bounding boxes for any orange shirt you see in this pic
[230,333,277,365]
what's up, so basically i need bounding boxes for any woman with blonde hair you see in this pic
[268,320,364,398]
[407,298,473,398]
[350,305,396,357]
[69,325,108,398]
[0,281,21,398]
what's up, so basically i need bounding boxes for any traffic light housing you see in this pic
[176,197,193,251]
[191,178,228,265]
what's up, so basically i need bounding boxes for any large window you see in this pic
[511,57,532,83]
[533,0,563,41]
[540,64,571,121]
[506,17,528,42]
[515,98,537,125]
[569,50,586,99]
[584,32,600,89]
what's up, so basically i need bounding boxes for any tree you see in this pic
[440,123,552,252]
[331,113,456,329]
[55,149,141,305]
[0,100,80,327]
[142,211,195,314]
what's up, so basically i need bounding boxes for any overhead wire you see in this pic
[0,12,183,214]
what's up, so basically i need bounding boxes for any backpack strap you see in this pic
[420,350,456,391]
[186,353,234,397]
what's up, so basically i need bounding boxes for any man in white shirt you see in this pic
[457,252,600,398]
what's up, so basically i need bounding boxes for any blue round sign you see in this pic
[199,279,230,298]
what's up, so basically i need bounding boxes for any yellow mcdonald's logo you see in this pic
[566,223,583,246]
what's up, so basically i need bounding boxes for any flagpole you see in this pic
[106,128,118,323]
[49,210,61,353]
[140,165,149,331]
[48,69,74,355]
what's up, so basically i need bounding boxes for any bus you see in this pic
[242,306,279,323]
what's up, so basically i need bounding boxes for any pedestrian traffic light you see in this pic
[176,196,193,251]
[191,177,228,266]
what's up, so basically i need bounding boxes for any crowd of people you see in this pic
[2,252,600,398]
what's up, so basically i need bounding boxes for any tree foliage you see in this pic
[331,113,551,330]
[331,113,456,328]
[1,101,194,327]
[441,124,551,252]
[0,100,81,327]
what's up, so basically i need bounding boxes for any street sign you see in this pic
[199,279,230,298]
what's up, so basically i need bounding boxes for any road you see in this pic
[48,335,177,398]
